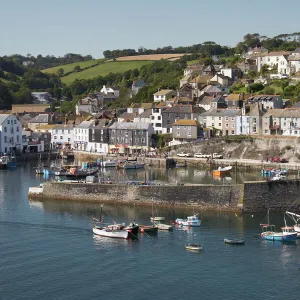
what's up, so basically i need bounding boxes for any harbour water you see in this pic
[1,162,300,300]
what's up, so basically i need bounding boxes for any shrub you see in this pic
[285,145,293,150]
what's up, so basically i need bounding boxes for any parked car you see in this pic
[177,152,192,157]
[194,153,209,158]
[270,157,289,163]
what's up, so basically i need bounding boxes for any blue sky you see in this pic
[1,0,300,58]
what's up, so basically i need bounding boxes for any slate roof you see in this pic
[28,114,49,123]
[246,104,266,117]
[263,108,300,118]
[137,109,152,118]
[75,121,94,129]
[200,109,241,117]
[153,89,174,96]
[118,112,136,121]
[199,96,214,105]
[108,122,151,130]
[0,114,9,125]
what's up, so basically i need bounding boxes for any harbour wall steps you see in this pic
[28,180,300,212]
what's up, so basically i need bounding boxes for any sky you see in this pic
[1,0,300,58]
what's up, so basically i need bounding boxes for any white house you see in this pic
[256,51,291,74]
[73,121,93,151]
[0,114,22,154]
[100,85,119,97]
[51,124,74,149]
[153,89,175,102]
[150,104,167,134]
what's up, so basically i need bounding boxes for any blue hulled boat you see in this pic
[260,224,297,242]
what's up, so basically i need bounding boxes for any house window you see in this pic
[4,127,7,132]
[232,124,235,128]
[54,136,57,140]
[231,117,234,121]
[17,127,19,132]
[116,137,119,142]
[139,130,143,135]
[219,117,221,120]
[56,129,58,134]
[68,130,70,134]
[14,120,16,124]
[218,123,221,126]
[225,124,228,128]
[188,131,191,136]
[68,138,71,142]
[136,138,139,143]
[62,130,64,134]
[295,131,298,134]
[60,136,63,140]
[4,136,7,143]
[125,138,128,143]
[151,116,154,120]
[225,117,228,121]
[284,122,286,126]
[7,120,10,124]
[265,130,268,134]
[158,116,161,120]
[177,131,180,136]
[231,130,235,135]
[212,123,214,127]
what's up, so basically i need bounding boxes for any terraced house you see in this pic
[262,109,300,136]
[108,122,154,154]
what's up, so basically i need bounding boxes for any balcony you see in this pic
[269,125,280,130]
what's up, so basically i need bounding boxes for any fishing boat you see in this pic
[224,238,245,245]
[185,244,202,251]
[175,214,201,227]
[213,166,232,177]
[286,211,300,235]
[150,216,165,222]
[117,161,145,169]
[92,205,137,239]
[66,166,99,178]
[0,155,17,169]
[34,153,44,174]
[140,200,159,233]
[260,224,297,241]
[102,159,118,168]
[154,221,173,231]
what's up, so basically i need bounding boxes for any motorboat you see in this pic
[93,224,130,239]
[117,161,145,169]
[213,166,232,177]
[150,216,165,222]
[175,214,201,227]
[185,244,202,251]
[155,222,173,231]
[260,224,297,241]
[286,211,300,235]
[92,205,138,239]
[224,238,245,245]
[139,225,158,234]
[66,167,99,178]
[102,159,119,168]
[0,155,17,169]
[269,174,286,181]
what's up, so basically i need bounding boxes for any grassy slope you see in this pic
[61,61,153,84]
[187,59,199,65]
[42,58,107,74]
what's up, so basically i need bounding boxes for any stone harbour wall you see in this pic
[28,180,300,212]
[31,182,244,211]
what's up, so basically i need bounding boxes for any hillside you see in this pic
[60,60,153,84]
[113,53,188,62]
[42,58,107,74]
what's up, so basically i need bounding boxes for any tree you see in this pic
[57,68,64,77]
[263,86,275,95]
[283,85,296,97]
[247,83,264,93]
[73,65,81,72]
[235,42,247,54]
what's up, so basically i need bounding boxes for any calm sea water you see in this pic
[0,161,300,300]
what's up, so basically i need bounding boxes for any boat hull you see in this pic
[93,226,129,239]
[224,239,245,245]
[156,223,173,231]
[185,244,202,251]
[261,232,297,241]
[175,219,201,227]
[140,226,158,233]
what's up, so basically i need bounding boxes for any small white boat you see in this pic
[150,216,165,222]
[117,161,145,169]
[270,174,286,181]
[102,160,118,168]
[155,223,173,231]
[93,224,129,239]
[185,243,202,251]
[175,214,201,227]
[224,238,245,245]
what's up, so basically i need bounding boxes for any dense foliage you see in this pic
[1,53,93,70]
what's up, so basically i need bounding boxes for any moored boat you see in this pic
[224,238,245,245]
[66,167,99,178]
[175,214,201,227]
[185,243,202,251]
[150,216,165,222]
[285,211,300,235]
[117,161,145,169]
[155,222,173,231]
[260,224,297,241]
[213,166,232,177]
[139,225,158,233]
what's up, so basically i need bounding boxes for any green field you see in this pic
[42,58,107,74]
[60,61,153,84]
